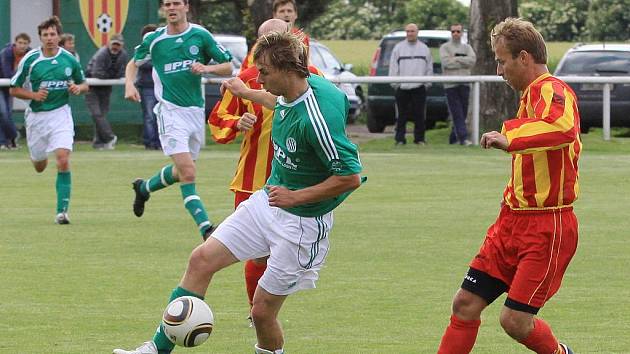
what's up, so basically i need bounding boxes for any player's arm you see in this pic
[68,82,88,95]
[267,174,361,208]
[9,86,47,101]
[124,59,141,102]
[208,85,247,144]
[502,81,579,154]
[191,61,232,76]
[221,77,276,109]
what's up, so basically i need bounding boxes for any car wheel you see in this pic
[367,107,385,133]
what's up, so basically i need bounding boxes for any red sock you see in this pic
[244,260,267,307]
[519,318,561,354]
[437,315,481,354]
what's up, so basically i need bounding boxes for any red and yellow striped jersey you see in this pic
[501,72,582,210]
[240,28,310,74]
[208,65,322,194]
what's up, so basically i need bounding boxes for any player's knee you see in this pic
[451,290,484,319]
[250,302,273,326]
[188,246,217,275]
[499,311,531,340]
[178,166,196,183]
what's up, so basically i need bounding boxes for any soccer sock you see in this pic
[180,183,212,237]
[142,164,176,195]
[244,260,267,307]
[254,344,284,354]
[437,314,481,354]
[153,286,204,353]
[55,171,71,213]
[519,318,562,354]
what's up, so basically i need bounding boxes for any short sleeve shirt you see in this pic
[10,47,85,112]
[134,24,232,108]
[266,74,363,217]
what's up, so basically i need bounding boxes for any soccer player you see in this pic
[209,18,321,326]
[9,16,88,224]
[124,0,233,240]
[113,30,363,354]
[240,0,309,73]
[436,18,580,354]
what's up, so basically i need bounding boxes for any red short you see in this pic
[234,190,253,209]
[469,204,578,310]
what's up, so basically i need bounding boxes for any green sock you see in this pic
[56,171,71,213]
[153,287,204,353]
[142,165,176,195]
[180,183,212,237]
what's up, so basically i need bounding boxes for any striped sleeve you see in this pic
[502,80,579,154]
[208,86,245,144]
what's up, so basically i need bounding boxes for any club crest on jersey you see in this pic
[65,67,72,76]
[189,45,199,55]
[286,137,297,152]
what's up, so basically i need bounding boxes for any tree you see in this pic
[585,0,630,41]
[469,0,519,132]
[404,0,469,31]
[519,0,588,41]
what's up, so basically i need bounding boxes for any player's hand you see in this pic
[32,87,48,102]
[221,77,247,97]
[480,131,508,150]
[237,112,257,131]
[266,185,298,208]
[190,62,207,75]
[68,83,83,95]
[124,84,141,102]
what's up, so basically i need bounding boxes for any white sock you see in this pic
[254,344,284,354]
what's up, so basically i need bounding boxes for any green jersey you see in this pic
[267,74,363,217]
[134,24,232,108]
[10,47,85,112]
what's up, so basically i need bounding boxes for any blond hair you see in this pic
[253,30,309,77]
[491,18,547,64]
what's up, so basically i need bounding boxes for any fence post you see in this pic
[602,83,611,141]
[472,81,480,145]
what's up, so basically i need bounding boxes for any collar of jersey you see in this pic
[164,23,192,37]
[37,46,63,60]
[277,86,312,107]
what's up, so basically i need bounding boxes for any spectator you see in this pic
[0,33,31,149]
[135,24,161,150]
[85,33,128,149]
[60,33,80,62]
[389,23,433,145]
[440,23,476,145]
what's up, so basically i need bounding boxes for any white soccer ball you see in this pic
[162,296,214,347]
[96,13,113,33]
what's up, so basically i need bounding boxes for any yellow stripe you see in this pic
[512,155,526,208]
[533,152,550,206]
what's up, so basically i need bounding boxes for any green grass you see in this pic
[1,130,629,353]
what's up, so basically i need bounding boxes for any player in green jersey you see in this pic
[113,31,363,354]
[10,16,88,224]
[123,0,233,240]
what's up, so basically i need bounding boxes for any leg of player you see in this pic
[170,152,214,239]
[437,289,486,354]
[251,287,287,354]
[500,307,565,353]
[54,148,71,224]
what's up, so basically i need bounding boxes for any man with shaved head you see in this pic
[209,18,319,327]
[389,23,433,145]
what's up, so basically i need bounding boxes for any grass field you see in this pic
[1,128,629,353]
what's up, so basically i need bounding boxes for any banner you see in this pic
[79,0,129,48]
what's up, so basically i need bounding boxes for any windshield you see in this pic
[309,44,342,75]
[556,51,630,75]
[220,41,248,68]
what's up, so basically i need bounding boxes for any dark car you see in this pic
[366,30,465,133]
[554,44,630,133]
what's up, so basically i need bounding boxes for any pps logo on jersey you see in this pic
[164,59,197,74]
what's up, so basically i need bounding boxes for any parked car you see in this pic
[553,43,630,133]
[308,40,364,123]
[366,30,467,133]
[204,34,248,116]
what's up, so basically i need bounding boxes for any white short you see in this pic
[25,105,74,161]
[155,102,205,160]
[212,190,334,296]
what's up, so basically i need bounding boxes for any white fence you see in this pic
[2,75,629,144]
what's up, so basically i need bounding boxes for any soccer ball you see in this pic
[96,13,113,33]
[162,296,214,347]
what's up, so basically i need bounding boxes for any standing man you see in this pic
[436,18,580,354]
[0,33,31,149]
[389,23,433,145]
[209,18,321,327]
[9,16,88,224]
[86,33,128,150]
[113,30,362,354]
[440,23,476,146]
[124,0,233,240]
